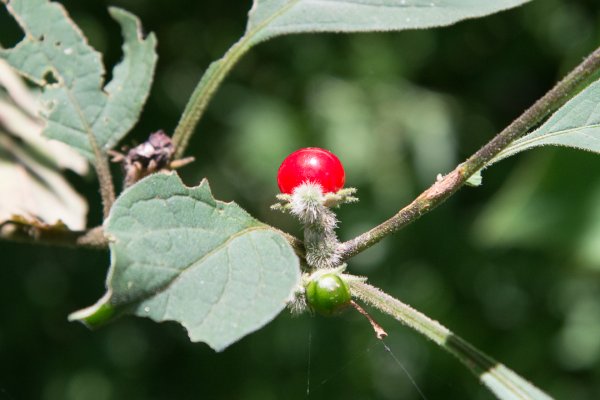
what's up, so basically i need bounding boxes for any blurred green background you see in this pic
[2,0,600,399]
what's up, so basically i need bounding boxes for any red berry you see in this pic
[277,148,345,194]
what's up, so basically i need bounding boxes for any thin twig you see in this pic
[339,44,600,261]
[94,153,116,220]
[0,223,108,250]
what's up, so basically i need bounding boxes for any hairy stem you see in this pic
[339,44,600,261]
[94,152,116,220]
[349,280,449,345]
[303,213,341,269]
[171,36,251,160]
[349,280,552,400]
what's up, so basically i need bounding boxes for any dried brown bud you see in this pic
[125,130,174,170]
[111,130,185,188]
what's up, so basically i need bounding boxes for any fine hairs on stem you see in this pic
[290,183,342,269]
[272,183,357,270]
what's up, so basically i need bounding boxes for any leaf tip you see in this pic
[198,177,211,190]
[107,5,156,45]
[107,6,133,21]
[68,292,117,328]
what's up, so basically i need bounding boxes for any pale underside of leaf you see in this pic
[0,57,39,117]
[480,364,553,400]
[0,57,87,229]
[70,173,300,352]
[444,335,553,400]
[0,133,87,229]
[0,59,88,174]
[246,0,533,44]
[0,0,157,161]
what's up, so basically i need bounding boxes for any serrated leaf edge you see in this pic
[69,172,285,329]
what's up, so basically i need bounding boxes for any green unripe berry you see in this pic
[305,274,352,316]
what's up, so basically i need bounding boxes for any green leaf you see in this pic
[246,0,533,45]
[485,79,600,167]
[0,0,157,161]
[172,0,534,157]
[466,170,483,187]
[70,172,301,352]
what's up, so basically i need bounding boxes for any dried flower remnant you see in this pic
[111,130,194,187]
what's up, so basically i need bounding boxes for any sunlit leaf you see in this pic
[0,0,157,161]
[0,134,87,230]
[173,0,533,157]
[246,0,533,45]
[0,59,87,230]
[70,173,301,352]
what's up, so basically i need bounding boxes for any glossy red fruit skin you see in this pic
[277,148,345,194]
